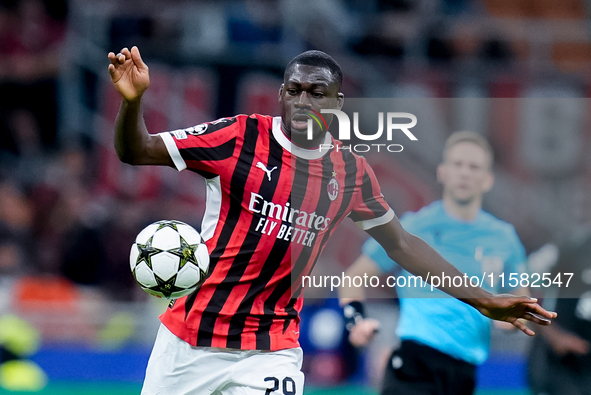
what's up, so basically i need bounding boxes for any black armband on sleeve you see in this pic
[343,301,365,330]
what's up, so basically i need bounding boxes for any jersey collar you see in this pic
[272,116,331,160]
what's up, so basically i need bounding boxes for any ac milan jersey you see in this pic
[158,114,393,350]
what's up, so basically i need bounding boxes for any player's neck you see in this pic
[281,124,326,150]
[442,197,481,222]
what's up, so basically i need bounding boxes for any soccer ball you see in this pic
[129,220,209,299]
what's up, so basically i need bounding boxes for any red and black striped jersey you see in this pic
[158,114,393,350]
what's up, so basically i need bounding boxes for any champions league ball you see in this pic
[130,220,209,299]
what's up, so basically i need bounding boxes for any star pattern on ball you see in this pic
[136,236,163,270]
[149,275,185,299]
[168,236,199,269]
[156,221,179,231]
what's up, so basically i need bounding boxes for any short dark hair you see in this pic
[285,50,343,89]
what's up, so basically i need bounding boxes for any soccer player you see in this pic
[107,46,555,395]
[339,132,531,395]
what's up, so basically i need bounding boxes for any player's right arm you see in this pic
[108,46,172,167]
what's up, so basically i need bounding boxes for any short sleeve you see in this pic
[158,116,241,175]
[348,159,394,230]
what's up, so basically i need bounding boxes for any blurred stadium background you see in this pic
[1,0,591,393]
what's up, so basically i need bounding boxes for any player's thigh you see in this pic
[141,325,220,395]
[225,348,305,395]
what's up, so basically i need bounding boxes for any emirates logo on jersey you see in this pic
[247,192,332,247]
[327,178,339,201]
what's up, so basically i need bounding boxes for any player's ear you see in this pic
[278,84,284,103]
[482,172,494,193]
[336,92,344,110]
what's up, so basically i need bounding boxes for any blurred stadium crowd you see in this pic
[1,0,591,392]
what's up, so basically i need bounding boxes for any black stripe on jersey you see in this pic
[195,117,276,347]
[226,236,290,348]
[348,168,387,222]
[183,256,217,319]
[282,297,297,334]
[287,153,336,300]
[183,120,256,321]
[191,169,219,179]
[336,150,361,218]
[225,139,288,349]
[288,150,359,301]
[254,157,309,349]
[196,117,238,135]
[180,137,236,163]
[255,154,335,349]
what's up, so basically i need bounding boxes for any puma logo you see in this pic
[256,162,277,181]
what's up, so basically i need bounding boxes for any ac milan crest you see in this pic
[327,177,339,201]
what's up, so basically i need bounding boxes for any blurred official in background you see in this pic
[340,131,531,395]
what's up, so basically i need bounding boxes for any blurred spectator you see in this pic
[0,181,35,273]
[441,0,471,15]
[349,33,405,59]
[426,23,455,64]
[452,21,481,62]
[228,0,281,48]
[100,198,151,300]
[478,36,514,65]
[0,181,33,235]
[376,0,414,12]
[279,0,356,53]
[0,239,25,277]
[0,0,68,155]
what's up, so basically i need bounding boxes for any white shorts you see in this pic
[141,324,305,395]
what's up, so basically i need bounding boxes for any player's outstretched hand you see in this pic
[107,46,150,102]
[475,294,556,336]
[348,318,380,347]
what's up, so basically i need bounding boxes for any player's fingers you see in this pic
[108,63,122,83]
[130,46,148,70]
[511,318,535,336]
[528,303,557,319]
[113,47,129,64]
[120,47,131,58]
[523,312,551,326]
[108,52,120,66]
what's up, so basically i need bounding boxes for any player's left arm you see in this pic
[365,217,556,335]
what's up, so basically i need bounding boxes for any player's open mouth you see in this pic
[291,114,311,130]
